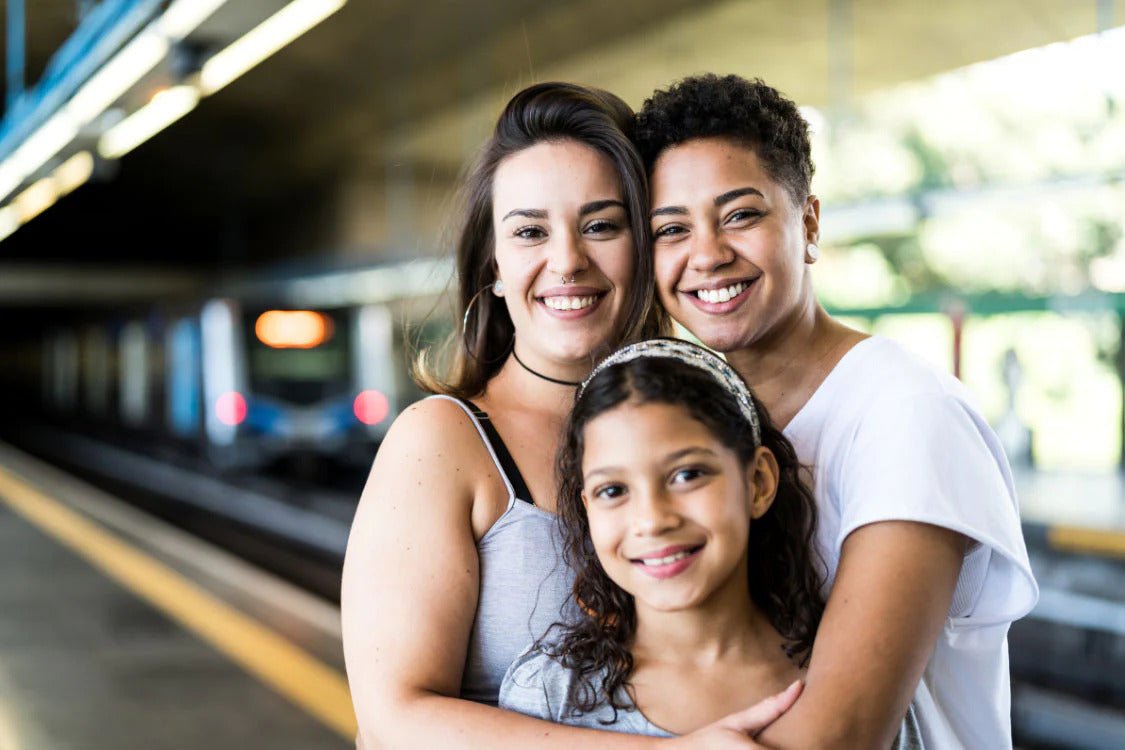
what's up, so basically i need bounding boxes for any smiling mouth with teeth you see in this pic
[634,546,702,566]
[693,281,750,304]
[542,295,599,311]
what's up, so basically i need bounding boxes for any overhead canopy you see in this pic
[0,0,1114,279]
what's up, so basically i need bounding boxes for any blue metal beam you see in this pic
[6,0,26,113]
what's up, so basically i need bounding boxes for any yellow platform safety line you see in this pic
[0,467,357,740]
[1048,524,1125,560]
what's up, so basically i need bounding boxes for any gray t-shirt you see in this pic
[500,648,925,748]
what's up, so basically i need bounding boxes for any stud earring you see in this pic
[805,242,820,264]
[493,279,505,296]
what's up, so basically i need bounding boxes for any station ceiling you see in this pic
[0,0,1113,284]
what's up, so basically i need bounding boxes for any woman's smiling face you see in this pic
[649,137,820,355]
[491,139,635,373]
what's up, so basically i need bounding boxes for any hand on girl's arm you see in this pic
[665,681,803,750]
[752,521,966,749]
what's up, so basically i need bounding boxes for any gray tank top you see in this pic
[428,396,574,705]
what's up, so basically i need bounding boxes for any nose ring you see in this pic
[561,274,575,284]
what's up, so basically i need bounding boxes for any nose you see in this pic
[630,488,682,537]
[686,222,735,273]
[547,227,589,280]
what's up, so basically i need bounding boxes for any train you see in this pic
[31,259,453,472]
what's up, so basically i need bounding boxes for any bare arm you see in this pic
[754,521,966,749]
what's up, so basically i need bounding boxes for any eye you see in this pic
[653,223,687,240]
[670,466,709,485]
[591,483,627,503]
[583,218,621,236]
[514,225,547,241]
[724,208,762,225]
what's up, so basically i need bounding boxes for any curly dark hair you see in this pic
[634,74,815,205]
[546,341,826,716]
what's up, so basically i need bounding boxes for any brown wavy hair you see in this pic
[548,345,826,715]
[416,82,669,398]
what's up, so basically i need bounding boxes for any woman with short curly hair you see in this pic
[635,73,1038,748]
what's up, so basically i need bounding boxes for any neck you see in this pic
[725,303,862,427]
[483,350,587,416]
[511,347,583,387]
[631,562,778,668]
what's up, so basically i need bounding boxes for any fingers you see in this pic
[721,680,803,737]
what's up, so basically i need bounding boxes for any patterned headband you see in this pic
[579,338,762,447]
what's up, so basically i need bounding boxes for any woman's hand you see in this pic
[667,681,802,749]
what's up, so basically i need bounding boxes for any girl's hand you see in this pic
[667,681,802,749]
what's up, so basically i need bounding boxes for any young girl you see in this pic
[500,339,922,747]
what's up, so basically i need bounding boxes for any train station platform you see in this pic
[0,443,353,749]
[1017,469,1125,560]
[3,437,1125,749]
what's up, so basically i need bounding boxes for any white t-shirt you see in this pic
[783,335,1038,749]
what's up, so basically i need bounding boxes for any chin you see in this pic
[677,321,752,355]
[644,595,698,613]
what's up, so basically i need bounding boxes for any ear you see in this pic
[746,446,780,520]
[802,194,820,246]
[580,489,590,510]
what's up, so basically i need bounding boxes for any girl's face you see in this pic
[491,139,635,372]
[649,137,820,354]
[580,400,777,614]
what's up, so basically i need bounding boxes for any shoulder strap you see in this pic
[461,400,536,506]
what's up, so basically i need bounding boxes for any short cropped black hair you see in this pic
[635,74,815,204]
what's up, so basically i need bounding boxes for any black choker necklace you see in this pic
[512,349,582,387]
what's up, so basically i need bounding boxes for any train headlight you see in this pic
[255,310,333,348]
[353,390,389,426]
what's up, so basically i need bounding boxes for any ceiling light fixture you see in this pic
[99,85,201,159]
[0,0,348,239]
[0,206,19,242]
[65,31,169,126]
[199,0,346,95]
[159,0,230,39]
[53,151,95,196]
[13,176,60,223]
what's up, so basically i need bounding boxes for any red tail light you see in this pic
[354,390,389,426]
[216,391,247,426]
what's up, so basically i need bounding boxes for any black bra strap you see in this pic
[462,400,536,506]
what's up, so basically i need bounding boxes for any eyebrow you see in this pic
[651,186,765,218]
[582,446,717,481]
[501,208,547,221]
[580,199,626,216]
[501,199,626,223]
[665,446,717,462]
[714,187,764,205]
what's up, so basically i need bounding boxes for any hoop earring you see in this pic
[805,242,820,264]
[461,285,515,365]
[461,283,493,335]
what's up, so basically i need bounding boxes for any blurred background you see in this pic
[0,1,1122,748]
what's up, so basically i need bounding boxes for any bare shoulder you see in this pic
[371,396,489,474]
[353,395,502,528]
